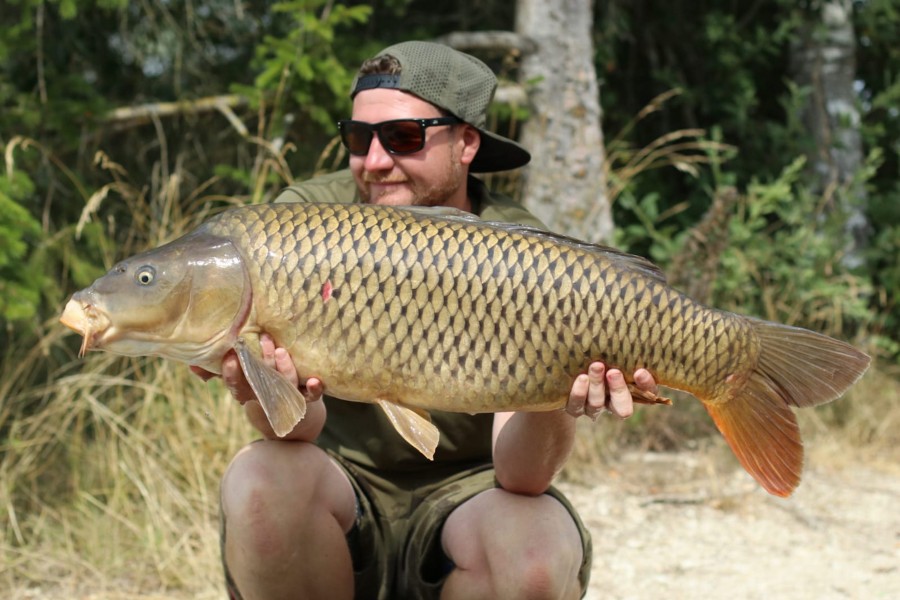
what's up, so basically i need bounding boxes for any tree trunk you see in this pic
[790,0,869,267]
[515,0,612,242]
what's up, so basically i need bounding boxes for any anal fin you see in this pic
[627,383,673,406]
[234,336,307,437]
[377,399,439,460]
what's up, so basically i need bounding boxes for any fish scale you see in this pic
[205,203,753,409]
[60,201,870,497]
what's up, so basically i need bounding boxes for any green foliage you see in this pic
[716,159,872,333]
[2,135,110,329]
[865,183,900,359]
[854,0,900,360]
[241,1,372,130]
[0,0,379,335]
[599,0,899,360]
[597,0,806,194]
[0,0,124,140]
[0,171,45,321]
[615,192,685,264]
[2,1,900,594]
[617,156,874,341]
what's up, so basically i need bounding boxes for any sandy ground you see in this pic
[564,450,900,600]
[8,449,898,599]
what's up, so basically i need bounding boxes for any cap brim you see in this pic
[470,129,531,173]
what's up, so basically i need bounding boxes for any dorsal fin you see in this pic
[505,223,668,284]
[394,205,667,285]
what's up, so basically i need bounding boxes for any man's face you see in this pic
[348,89,479,208]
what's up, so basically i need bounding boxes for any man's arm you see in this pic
[492,364,656,496]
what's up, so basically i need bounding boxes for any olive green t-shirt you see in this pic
[274,169,545,473]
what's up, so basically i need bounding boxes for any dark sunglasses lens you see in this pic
[341,122,373,155]
[380,121,425,154]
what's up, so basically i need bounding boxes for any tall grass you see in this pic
[1,346,253,596]
[1,124,288,595]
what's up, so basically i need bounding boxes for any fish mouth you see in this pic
[60,297,111,357]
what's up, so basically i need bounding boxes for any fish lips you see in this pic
[60,292,112,356]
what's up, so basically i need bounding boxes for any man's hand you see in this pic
[190,333,324,405]
[565,362,657,420]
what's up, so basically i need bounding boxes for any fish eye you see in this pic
[135,266,156,285]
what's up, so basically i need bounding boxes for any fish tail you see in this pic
[702,319,870,497]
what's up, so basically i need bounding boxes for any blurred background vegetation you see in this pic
[1,0,898,596]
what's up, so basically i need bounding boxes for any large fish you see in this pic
[60,202,869,496]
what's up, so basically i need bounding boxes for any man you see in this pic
[206,41,658,599]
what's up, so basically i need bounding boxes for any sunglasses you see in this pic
[337,117,462,156]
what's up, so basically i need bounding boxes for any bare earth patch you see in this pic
[563,450,900,600]
[7,449,898,599]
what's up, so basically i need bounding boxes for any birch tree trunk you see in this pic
[790,0,869,267]
[515,0,612,242]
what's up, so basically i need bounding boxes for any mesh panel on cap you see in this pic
[384,42,494,127]
[406,44,452,100]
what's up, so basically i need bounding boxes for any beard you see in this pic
[358,147,465,207]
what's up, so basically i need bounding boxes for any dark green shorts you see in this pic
[223,452,592,599]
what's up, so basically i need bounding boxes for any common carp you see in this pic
[60,202,870,497]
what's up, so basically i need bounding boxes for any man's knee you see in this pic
[222,442,304,556]
[223,441,309,508]
[221,441,353,553]
[443,489,584,600]
[511,545,582,600]
[221,442,358,599]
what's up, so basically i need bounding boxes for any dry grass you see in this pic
[1,127,279,597]
[1,341,255,596]
[603,89,736,205]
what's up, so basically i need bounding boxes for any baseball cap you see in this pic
[349,41,531,173]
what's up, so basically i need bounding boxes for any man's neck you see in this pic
[440,174,477,214]
[441,195,473,213]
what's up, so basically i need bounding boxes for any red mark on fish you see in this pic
[321,280,333,302]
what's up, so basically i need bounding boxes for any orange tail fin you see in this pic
[704,319,870,497]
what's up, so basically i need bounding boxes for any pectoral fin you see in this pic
[376,399,439,460]
[234,336,306,437]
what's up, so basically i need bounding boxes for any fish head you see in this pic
[60,231,252,370]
